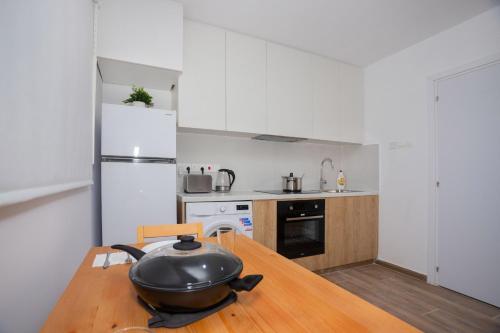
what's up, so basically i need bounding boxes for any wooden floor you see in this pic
[320,264,500,333]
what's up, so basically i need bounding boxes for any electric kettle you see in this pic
[215,169,235,192]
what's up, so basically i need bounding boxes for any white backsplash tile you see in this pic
[177,132,379,192]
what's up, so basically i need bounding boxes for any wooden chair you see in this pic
[137,223,204,243]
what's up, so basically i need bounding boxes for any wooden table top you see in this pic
[42,235,420,332]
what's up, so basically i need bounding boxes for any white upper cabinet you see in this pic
[178,20,226,130]
[97,0,183,71]
[311,55,343,142]
[226,32,267,134]
[267,43,313,138]
[311,56,363,143]
[339,64,363,143]
[176,20,363,143]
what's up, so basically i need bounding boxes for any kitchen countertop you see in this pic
[42,235,418,332]
[177,190,378,202]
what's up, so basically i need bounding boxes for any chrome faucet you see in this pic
[320,158,335,191]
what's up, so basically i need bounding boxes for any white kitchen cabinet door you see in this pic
[311,55,343,141]
[97,0,183,71]
[339,64,363,143]
[266,43,313,138]
[178,20,226,130]
[226,32,267,134]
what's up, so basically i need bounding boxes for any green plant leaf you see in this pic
[122,85,154,106]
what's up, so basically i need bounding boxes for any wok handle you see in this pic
[229,274,263,292]
[111,244,146,260]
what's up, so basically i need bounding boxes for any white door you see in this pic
[178,20,226,130]
[436,61,500,307]
[97,0,183,71]
[311,54,343,142]
[339,63,363,143]
[266,42,313,138]
[101,161,176,245]
[226,31,267,134]
[101,104,176,158]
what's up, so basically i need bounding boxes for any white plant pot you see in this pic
[131,101,146,108]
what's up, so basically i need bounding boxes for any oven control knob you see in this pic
[314,204,318,209]
[289,206,293,211]
[219,206,226,212]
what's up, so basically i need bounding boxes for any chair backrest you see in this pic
[137,223,204,243]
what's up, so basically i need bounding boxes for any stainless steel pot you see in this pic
[281,173,303,192]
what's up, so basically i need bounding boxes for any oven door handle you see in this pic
[285,215,324,222]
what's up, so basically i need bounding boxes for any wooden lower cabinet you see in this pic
[328,196,379,267]
[252,200,277,251]
[252,196,378,271]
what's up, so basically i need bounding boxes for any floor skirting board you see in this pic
[374,259,427,281]
[314,260,375,275]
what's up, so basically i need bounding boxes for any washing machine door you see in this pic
[204,220,245,238]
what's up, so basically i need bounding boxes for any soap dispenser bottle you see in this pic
[337,170,346,192]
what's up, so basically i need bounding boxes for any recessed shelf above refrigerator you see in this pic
[97,57,180,91]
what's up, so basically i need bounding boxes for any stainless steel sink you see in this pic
[322,189,363,193]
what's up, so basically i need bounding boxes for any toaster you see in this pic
[183,174,212,193]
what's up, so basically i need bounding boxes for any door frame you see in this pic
[426,53,500,285]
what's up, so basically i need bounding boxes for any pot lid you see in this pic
[130,236,243,291]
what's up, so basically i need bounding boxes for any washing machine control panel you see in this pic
[236,204,249,211]
[215,202,251,215]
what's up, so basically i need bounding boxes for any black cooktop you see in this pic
[255,190,322,195]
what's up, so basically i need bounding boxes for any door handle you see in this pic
[285,215,324,222]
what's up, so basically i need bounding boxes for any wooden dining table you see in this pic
[42,235,420,332]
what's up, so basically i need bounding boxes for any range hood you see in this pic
[252,134,307,143]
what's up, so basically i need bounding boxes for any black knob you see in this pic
[179,235,194,242]
[174,235,201,250]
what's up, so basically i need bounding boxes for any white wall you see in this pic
[177,132,379,192]
[364,7,500,274]
[0,189,93,333]
[1,0,94,196]
[0,0,96,331]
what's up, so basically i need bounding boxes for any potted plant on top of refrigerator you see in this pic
[122,85,154,108]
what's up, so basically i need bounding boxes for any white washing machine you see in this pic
[185,201,253,238]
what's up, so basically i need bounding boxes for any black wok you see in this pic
[112,236,262,313]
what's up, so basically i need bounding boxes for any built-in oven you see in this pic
[277,199,325,259]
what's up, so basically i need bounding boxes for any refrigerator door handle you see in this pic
[101,156,176,164]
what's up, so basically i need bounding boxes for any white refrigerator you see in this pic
[101,103,177,245]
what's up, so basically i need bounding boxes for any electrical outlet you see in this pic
[177,163,220,175]
[177,163,203,175]
[202,164,220,173]
[177,164,190,175]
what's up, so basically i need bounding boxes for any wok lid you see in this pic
[130,236,243,291]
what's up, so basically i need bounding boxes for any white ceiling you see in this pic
[175,0,499,66]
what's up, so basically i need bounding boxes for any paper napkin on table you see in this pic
[92,252,137,268]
